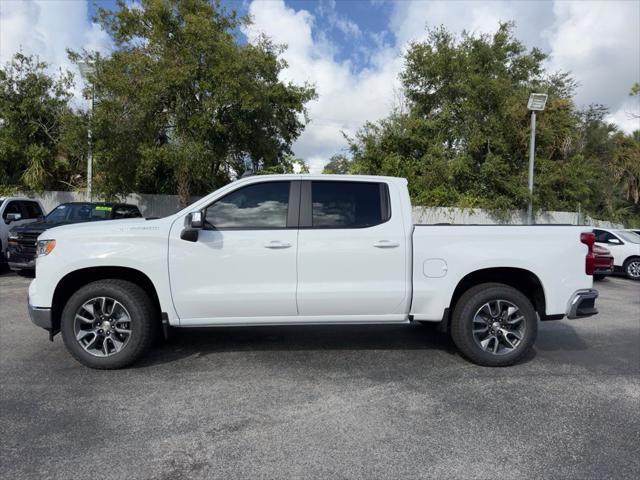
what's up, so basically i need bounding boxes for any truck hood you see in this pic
[42,216,174,240]
[10,219,86,235]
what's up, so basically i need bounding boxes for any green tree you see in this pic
[73,0,316,206]
[322,154,353,174]
[348,23,615,216]
[0,53,84,191]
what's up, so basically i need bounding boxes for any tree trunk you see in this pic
[177,169,191,209]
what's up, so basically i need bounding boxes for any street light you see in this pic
[78,61,95,201]
[526,93,548,224]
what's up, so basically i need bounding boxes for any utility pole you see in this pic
[527,110,536,224]
[526,93,548,224]
[78,61,96,201]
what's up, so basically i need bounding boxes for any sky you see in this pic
[1,0,639,173]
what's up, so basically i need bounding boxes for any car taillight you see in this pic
[581,232,595,275]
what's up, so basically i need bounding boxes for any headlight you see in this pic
[36,239,56,257]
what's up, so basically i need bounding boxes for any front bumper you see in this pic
[6,248,35,270]
[28,301,53,330]
[9,259,35,271]
[567,289,599,319]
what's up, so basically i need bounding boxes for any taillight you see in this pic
[581,232,595,275]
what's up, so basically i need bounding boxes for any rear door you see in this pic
[296,180,408,320]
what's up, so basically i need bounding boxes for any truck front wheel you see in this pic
[450,283,538,367]
[61,279,156,369]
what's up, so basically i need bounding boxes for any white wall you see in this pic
[412,206,624,228]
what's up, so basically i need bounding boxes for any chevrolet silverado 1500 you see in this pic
[27,175,599,369]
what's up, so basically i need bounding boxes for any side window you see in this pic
[21,201,43,219]
[113,205,141,219]
[310,181,389,228]
[205,181,291,229]
[2,201,21,220]
[594,230,616,243]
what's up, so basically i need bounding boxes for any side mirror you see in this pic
[190,211,203,229]
[180,211,203,242]
[608,238,622,245]
[5,213,21,224]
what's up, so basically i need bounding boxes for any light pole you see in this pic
[78,61,95,201]
[526,93,548,224]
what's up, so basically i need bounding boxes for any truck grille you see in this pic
[12,232,39,254]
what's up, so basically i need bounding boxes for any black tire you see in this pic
[623,257,640,281]
[593,274,606,281]
[450,283,538,367]
[61,279,156,369]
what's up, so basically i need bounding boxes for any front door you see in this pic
[168,180,299,323]
[594,229,625,266]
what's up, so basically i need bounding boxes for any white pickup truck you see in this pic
[27,175,599,369]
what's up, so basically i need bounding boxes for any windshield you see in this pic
[616,231,640,244]
[46,204,113,222]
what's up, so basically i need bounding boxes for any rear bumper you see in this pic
[593,267,613,275]
[28,301,52,330]
[567,289,598,319]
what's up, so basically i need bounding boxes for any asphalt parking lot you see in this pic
[1,273,638,480]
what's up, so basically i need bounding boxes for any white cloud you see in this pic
[0,0,110,103]
[318,0,362,38]
[607,98,640,134]
[543,1,640,132]
[243,0,402,172]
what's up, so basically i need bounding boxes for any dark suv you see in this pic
[7,202,142,273]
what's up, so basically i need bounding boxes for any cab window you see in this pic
[21,201,43,219]
[205,182,291,229]
[309,181,390,228]
[2,201,21,220]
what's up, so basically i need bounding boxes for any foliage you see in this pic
[322,154,353,174]
[0,53,85,192]
[70,0,316,206]
[348,23,640,225]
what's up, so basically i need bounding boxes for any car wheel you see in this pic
[61,279,156,369]
[623,258,640,281]
[450,283,538,367]
[593,274,606,281]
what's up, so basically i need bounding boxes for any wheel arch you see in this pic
[449,267,547,320]
[51,266,162,332]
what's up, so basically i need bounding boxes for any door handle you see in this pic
[264,241,292,249]
[373,240,399,248]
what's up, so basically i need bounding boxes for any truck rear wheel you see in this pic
[450,283,538,367]
[60,279,156,369]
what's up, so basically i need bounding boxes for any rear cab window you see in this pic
[301,181,390,228]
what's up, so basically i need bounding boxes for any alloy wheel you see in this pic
[73,297,132,357]
[472,299,525,355]
[627,260,640,279]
